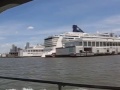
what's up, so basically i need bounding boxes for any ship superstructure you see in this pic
[19,44,44,57]
[42,25,120,57]
[41,25,86,57]
[56,30,120,57]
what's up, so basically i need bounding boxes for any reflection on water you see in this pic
[0,55,120,90]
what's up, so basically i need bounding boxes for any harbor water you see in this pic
[0,55,120,90]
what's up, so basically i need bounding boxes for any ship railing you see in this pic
[0,76,119,90]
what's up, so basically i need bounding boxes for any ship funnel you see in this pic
[72,25,84,33]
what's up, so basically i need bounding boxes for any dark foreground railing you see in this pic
[0,76,119,90]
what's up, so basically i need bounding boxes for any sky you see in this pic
[0,0,120,53]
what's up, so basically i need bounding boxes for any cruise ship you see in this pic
[41,25,86,57]
[19,44,44,57]
[56,27,120,57]
[42,25,120,57]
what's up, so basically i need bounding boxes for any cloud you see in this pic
[27,26,34,30]
[0,43,11,53]
[0,21,26,36]
[80,15,120,34]
[0,37,6,40]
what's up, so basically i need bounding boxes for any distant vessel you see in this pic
[41,25,85,57]
[19,44,44,57]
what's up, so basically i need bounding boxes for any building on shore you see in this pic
[25,42,30,49]
[9,44,22,57]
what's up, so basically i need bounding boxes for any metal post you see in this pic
[58,85,62,90]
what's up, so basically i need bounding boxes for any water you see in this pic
[0,55,120,90]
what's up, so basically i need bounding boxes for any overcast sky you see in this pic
[0,0,120,53]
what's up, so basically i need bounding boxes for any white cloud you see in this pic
[27,26,34,30]
[0,22,26,36]
[0,37,6,40]
[0,43,11,53]
[102,15,120,25]
[81,15,120,34]
[15,31,18,34]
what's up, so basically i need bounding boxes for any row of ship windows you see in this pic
[68,41,120,47]
[45,39,58,41]
[24,50,43,52]
[45,40,58,42]
[83,41,120,46]
[27,53,41,54]
[44,42,57,44]
[45,45,56,47]
[44,43,57,46]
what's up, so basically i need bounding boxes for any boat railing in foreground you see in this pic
[0,76,119,90]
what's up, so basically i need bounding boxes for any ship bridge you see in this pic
[0,0,32,13]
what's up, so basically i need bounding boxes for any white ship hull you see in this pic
[42,25,120,57]
[19,44,44,57]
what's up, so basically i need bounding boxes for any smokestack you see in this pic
[72,25,84,33]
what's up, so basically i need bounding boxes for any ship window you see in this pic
[107,42,109,46]
[116,42,118,46]
[92,42,95,46]
[88,42,91,46]
[113,42,115,46]
[79,42,82,46]
[96,42,99,47]
[100,42,102,46]
[84,41,87,46]
[69,47,74,52]
[110,42,112,46]
[80,50,83,53]
[119,42,120,46]
[114,42,116,46]
[103,42,106,46]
